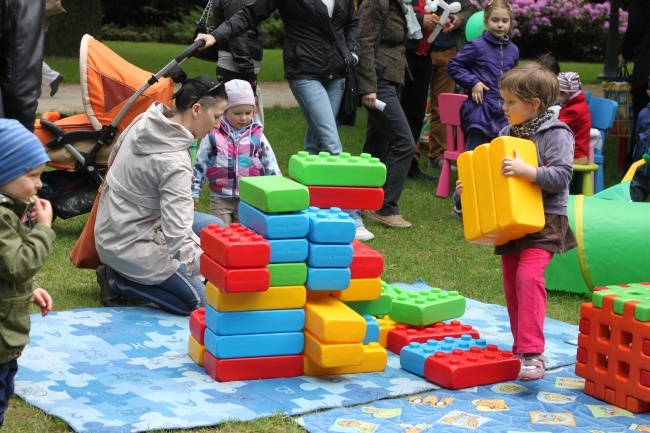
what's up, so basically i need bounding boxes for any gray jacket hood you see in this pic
[131,102,195,156]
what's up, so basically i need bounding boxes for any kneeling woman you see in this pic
[95,76,227,315]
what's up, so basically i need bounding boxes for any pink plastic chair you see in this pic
[436,93,468,197]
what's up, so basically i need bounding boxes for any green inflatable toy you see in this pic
[465,11,485,42]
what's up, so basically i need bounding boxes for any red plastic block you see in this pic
[200,253,269,293]
[386,320,480,355]
[579,317,590,335]
[350,240,384,279]
[200,223,270,268]
[575,295,650,412]
[189,307,206,345]
[203,351,303,382]
[424,346,520,389]
[645,339,650,356]
[307,186,384,211]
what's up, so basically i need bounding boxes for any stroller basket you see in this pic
[40,169,106,219]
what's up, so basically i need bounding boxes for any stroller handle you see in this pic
[175,39,207,64]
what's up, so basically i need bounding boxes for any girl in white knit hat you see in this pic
[192,79,281,225]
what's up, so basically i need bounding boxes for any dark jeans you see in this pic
[402,52,433,176]
[363,79,415,216]
[630,165,650,202]
[0,359,18,428]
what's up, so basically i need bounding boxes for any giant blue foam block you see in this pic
[399,335,488,377]
[307,242,354,268]
[303,207,356,244]
[204,328,304,359]
[239,201,309,239]
[362,315,380,345]
[306,266,351,290]
[205,306,306,336]
[269,238,309,263]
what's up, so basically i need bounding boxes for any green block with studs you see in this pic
[382,281,466,326]
[289,151,387,187]
[268,262,308,287]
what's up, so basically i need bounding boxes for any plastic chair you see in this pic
[584,90,592,103]
[436,93,468,197]
[588,97,618,193]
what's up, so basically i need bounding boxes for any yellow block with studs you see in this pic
[331,277,382,302]
[206,282,306,312]
[188,335,205,366]
[303,342,387,376]
[304,296,366,343]
[303,330,364,367]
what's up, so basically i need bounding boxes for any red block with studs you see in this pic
[200,223,270,268]
[189,307,206,345]
[423,345,520,389]
[386,320,480,355]
[349,240,384,279]
[200,253,270,293]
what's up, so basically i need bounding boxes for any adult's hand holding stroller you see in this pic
[194,33,217,50]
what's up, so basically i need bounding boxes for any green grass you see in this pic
[8,104,627,431]
[45,42,285,84]
[46,40,609,85]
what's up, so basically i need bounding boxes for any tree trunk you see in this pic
[45,0,102,57]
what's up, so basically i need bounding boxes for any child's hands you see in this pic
[471,82,489,104]
[32,198,53,227]
[501,149,537,181]
[455,179,463,195]
[33,288,53,317]
[193,198,199,211]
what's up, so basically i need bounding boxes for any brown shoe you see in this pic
[363,211,412,228]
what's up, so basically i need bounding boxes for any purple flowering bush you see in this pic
[469,0,628,60]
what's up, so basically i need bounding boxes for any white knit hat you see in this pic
[225,79,255,110]
[557,72,582,93]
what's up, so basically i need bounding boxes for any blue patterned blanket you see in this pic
[15,282,579,432]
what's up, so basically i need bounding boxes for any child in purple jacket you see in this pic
[447,0,519,219]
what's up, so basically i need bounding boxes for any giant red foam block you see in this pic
[349,240,384,279]
[307,186,384,211]
[424,346,520,389]
[189,307,206,344]
[386,320,480,354]
[200,253,269,293]
[200,223,270,268]
[203,352,303,382]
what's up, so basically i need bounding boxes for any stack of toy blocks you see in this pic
[576,282,650,412]
[457,136,544,246]
[289,151,386,211]
[188,175,311,381]
[288,151,390,375]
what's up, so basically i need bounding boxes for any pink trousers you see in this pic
[501,248,554,355]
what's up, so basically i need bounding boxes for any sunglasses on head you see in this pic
[190,81,224,107]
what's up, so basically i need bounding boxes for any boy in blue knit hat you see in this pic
[0,119,54,427]
[630,74,650,202]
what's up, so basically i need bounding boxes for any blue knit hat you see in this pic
[0,119,50,186]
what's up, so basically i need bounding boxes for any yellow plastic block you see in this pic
[458,136,544,246]
[206,282,306,312]
[188,335,205,367]
[303,330,364,367]
[304,296,366,343]
[374,316,397,348]
[331,277,382,302]
[303,342,388,376]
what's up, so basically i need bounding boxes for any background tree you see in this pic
[45,0,102,57]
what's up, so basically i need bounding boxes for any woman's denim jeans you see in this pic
[105,212,224,315]
[289,77,344,156]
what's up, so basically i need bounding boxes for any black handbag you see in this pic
[338,59,359,127]
[192,0,220,62]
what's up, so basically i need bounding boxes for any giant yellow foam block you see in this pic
[303,330,364,367]
[331,277,382,302]
[303,342,387,376]
[206,282,306,312]
[458,136,544,246]
[304,296,366,343]
[188,335,205,366]
[374,316,397,348]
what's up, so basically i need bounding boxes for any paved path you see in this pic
[37,81,604,116]
[37,81,298,115]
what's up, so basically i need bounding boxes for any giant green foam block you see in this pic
[268,262,308,287]
[289,151,387,187]
[545,194,650,293]
[239,176,309,213]
[382,281,465,326]
[344,293,393,317]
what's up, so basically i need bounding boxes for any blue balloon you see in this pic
[465,11,485,42]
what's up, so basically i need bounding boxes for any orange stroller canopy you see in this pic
[80,34,174,132]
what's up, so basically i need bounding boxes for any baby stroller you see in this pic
[34,34,205,219]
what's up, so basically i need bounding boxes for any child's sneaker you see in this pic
[355,225,375,241]
[518,354,548,381]
[451,205,463,221]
